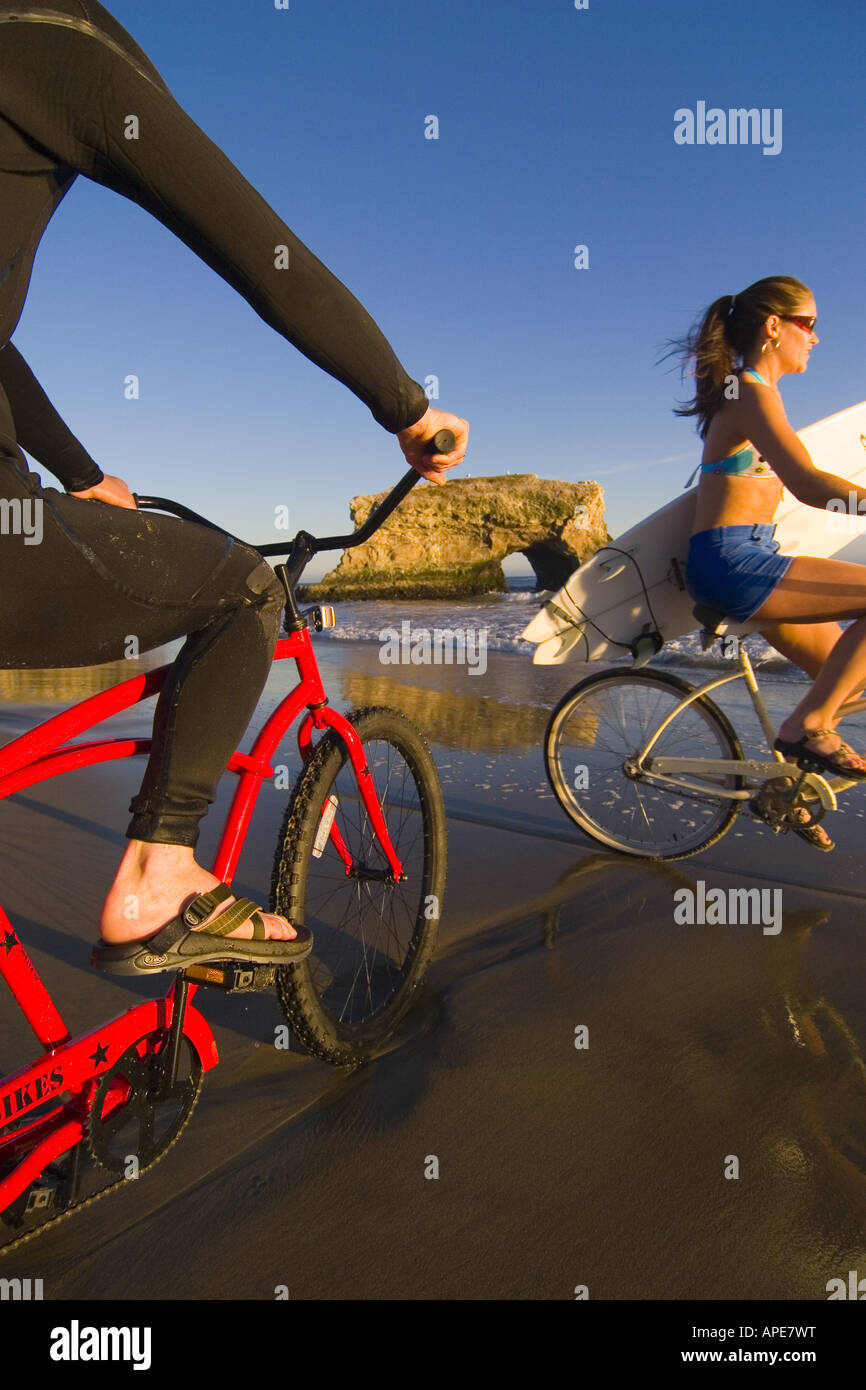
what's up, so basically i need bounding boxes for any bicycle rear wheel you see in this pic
[544,669,744,859]
[271,706,446,1065]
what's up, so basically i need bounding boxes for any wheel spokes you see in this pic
[549,676,739,856]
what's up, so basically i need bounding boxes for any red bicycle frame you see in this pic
[0,625,404,1215]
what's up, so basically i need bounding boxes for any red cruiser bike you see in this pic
[0,451,449,1253]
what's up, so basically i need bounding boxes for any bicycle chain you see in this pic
[0,1081,202,1259]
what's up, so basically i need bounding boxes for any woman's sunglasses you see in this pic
[782,315,817,333]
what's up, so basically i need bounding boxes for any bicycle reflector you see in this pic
[303,605,336,631]
[313,794,339,858]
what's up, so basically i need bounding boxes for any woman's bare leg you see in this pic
[759,618,847,679]
[756,621,852,846]
[760,618,866,705]
[750,557,866,763]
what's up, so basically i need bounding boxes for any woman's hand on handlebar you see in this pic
[397,407,468,485]
[68,474,138,509]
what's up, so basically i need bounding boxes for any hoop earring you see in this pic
[772,336,781,350]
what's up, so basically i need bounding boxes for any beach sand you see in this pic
[2,638,866,1299]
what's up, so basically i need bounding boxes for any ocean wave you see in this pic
[309,590,801,673]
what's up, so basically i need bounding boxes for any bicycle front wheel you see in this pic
[544,669,744,859]
[272,706,446,1066]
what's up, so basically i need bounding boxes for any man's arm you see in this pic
[0,342,104,492]
[0,16,430,435]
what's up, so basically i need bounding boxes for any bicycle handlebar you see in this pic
[133,428,456,561]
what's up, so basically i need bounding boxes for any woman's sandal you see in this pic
[773,728,866,781]
[90,882,313,975]
[751,798,835,852]
[789,807,835,853]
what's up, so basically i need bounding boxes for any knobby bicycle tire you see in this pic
[271,706,446,1065]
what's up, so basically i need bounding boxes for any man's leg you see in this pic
[0,459,298,942]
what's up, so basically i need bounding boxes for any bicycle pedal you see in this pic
[184,962,277,992]
[302,604,336,632]
[24,1183,58,1215]
[1,1175,61,1229]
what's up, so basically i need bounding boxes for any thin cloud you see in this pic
[591,453,691,477]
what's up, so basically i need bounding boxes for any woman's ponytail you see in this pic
[662,276,811,438]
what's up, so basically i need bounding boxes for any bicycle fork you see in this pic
[299,709,406,882]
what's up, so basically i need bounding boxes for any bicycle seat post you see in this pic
[165,972,192,1087]
[735,641,787,758]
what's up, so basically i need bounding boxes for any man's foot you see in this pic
[99,846,298,945]
[91,881,312,976]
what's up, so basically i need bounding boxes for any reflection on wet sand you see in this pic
[339,669,598,753]
[0,650,170,705]
[533,854,866,1241]
[761,909,866,1222]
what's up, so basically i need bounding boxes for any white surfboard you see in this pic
[522,400,866,664]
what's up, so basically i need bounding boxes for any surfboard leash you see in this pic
[547,595,630,658]
[595,546,663,632]
[549,546,662,657]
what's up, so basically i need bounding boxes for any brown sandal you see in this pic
[789,806,835,853]
[774,728,866,781]
[751,796,835,852]
[91,883,313,975]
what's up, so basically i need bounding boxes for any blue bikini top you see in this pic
[686,368,775,487]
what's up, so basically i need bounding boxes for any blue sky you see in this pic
[11,0,865,578]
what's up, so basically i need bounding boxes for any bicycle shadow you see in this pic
[286,851,688,1132]
[8,790,129,850]
[295,845,866,1223]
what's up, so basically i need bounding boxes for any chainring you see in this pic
[86,1031,202,1178]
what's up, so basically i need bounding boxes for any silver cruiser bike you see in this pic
[544,603,866,860]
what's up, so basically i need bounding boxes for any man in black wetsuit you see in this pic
[0,2,468,970]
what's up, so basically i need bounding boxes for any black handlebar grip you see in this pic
[426,428,456,456]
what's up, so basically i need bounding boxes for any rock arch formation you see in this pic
[300,474,608,600]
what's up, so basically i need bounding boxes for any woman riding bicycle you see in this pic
[0,1,468,969]
[673,275,866,850]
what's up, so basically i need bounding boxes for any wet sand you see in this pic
[2,639,866,1299]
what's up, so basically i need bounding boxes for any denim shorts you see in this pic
[685,524,793,623]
